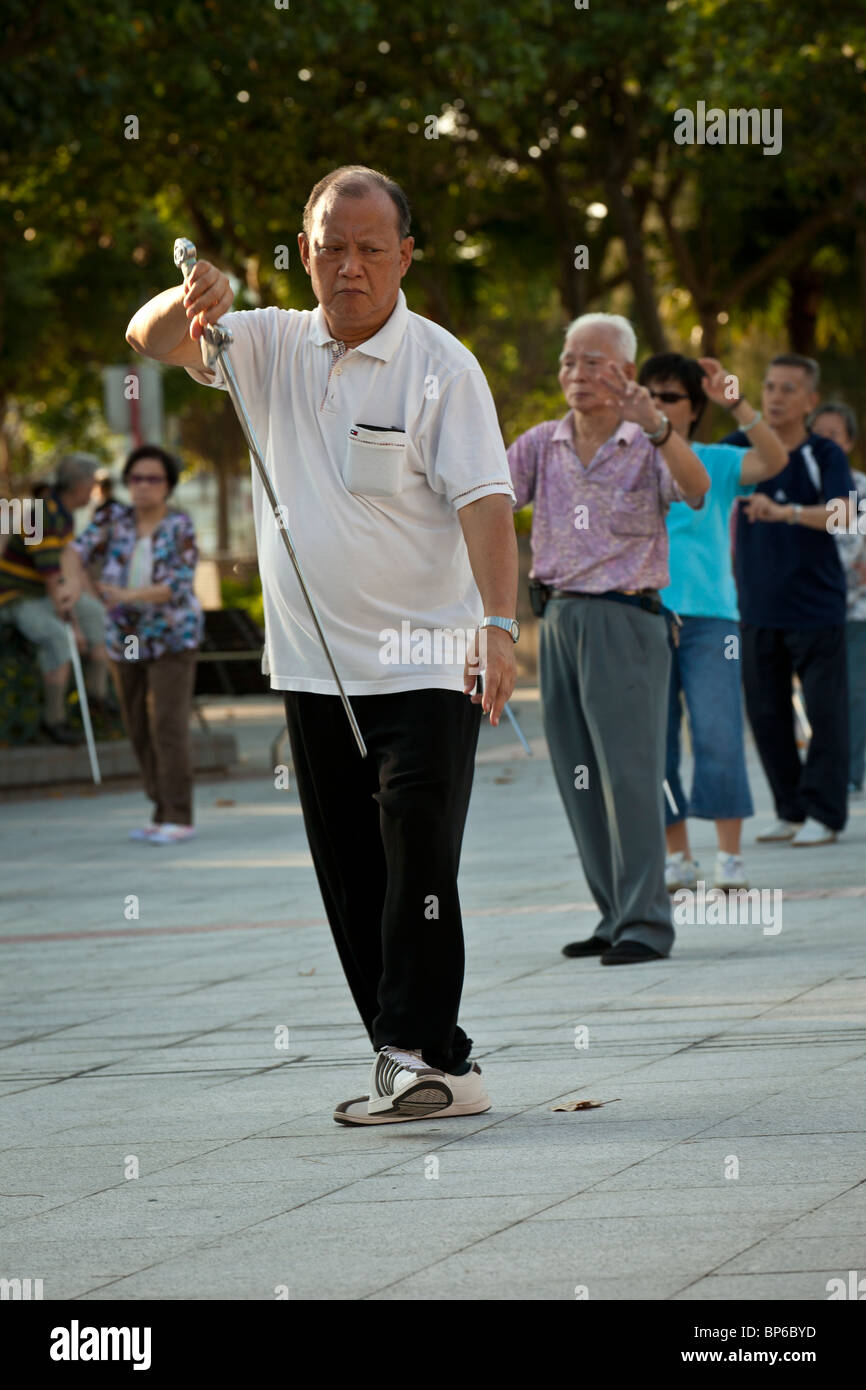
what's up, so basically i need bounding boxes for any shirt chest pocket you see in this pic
[344,424,407,498]
[609,485,659,537]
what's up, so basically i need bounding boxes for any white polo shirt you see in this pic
[186,289,514,694]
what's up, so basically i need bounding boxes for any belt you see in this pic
[549,587,663,614]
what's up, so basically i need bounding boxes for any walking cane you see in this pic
[173,238,367,758]
[504,701,533,756]
[65,621,101,785]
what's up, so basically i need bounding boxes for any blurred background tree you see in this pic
[2,0,865,504]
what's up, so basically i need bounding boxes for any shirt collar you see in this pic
[50,488,74,525]
[310,288,408,361]
[554,411,641,452]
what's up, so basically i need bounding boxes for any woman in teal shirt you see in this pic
[637,354,788,891]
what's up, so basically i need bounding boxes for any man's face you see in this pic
[812,411,855,454]
[761,366,818,432]
[298,189,413,341]
[558,327,635,413]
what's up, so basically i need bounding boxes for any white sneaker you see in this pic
[756,819,803,842]
[665,853,699,891]
[149,823,196,845]
[367,1046,453,1117]
[335,1062,490,1126]
[714,853,749,889]
[791,818,837,847]
[129,826,159,841]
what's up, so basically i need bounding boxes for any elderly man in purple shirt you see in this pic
[508,313,710,963]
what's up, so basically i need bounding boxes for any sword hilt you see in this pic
[173,235,232,367]
[173,237,198,281]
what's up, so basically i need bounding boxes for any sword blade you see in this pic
[217,351,367,759]
[172,237,366,759]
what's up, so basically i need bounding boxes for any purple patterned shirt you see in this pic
[71,502,204,661]
[507,414,703,592]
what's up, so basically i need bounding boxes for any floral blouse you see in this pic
[72,502,204,660]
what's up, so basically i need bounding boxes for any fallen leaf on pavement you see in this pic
[551,1098,621,1111]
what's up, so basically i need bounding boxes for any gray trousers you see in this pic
[539,595,674,954]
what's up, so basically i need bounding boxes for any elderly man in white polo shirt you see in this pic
[127,165,518,1126]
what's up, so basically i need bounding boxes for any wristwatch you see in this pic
[644,411,670,443]
[787,503,803,525]
[480,616,520,643]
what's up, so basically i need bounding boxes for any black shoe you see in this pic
[39,719,83,746]
[601,941,667,966]
[562,934,608,958]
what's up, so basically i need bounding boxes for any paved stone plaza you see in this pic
[1,692,865,1301]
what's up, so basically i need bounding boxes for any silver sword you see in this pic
[173,238,367,758]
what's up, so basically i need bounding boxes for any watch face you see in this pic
[511,620,520,642]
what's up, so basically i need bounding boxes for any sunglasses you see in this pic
[127,473,167,485]
[647,390,691,404]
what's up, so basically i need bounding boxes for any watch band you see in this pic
[480,616,519,642]
[644,411,670,443]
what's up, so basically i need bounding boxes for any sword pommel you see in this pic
[173,237,198,280]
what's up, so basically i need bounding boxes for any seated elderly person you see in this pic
[0,453,109,744]
[507,313,710,965]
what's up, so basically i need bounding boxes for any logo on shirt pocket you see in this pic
[344,424,407,498]
[610,486,658,537]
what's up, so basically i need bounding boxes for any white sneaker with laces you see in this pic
[756,818,803,842]
[367,1046,453,1117]
[665,853,699,891]
[149,823,196,845]
[791,818,837,847]
[714,853,749,889]
[335,1062,490,1126]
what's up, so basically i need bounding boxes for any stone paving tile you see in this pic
[1,703,864,1299]
[674,1271,852,1300]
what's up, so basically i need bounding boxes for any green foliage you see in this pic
[220,572,264,630]
[3,0,866,483]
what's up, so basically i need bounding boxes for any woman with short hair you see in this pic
[637,354,787,890]
[69,444,204,843]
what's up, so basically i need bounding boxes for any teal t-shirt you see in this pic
[660,442,755,621]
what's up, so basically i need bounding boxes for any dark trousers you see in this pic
[741,624,848,831]
[112,650,197,825]
[283,688,481,1073]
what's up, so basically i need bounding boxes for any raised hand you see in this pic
[596,360,663,433]
[182,261,234,341]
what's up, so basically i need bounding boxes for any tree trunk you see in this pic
[787,261,822,355]
[604,179,667,352]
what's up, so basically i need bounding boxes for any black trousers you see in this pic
[283,687,482,1073]
[741,624,848,831]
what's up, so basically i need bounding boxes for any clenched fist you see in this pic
[182,261,234,341]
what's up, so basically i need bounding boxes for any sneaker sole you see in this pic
[791,837,836,847]
[335,1093,491,1126]
[367,1080,452,1117]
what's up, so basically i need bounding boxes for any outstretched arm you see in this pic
[126,262,234,369]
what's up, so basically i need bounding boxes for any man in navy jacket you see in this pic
[724,354,856,846]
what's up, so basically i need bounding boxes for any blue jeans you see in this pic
[665,616,754,826]
[847,620,866,788]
